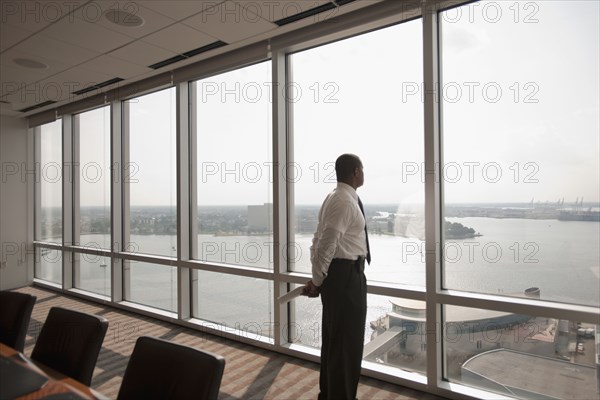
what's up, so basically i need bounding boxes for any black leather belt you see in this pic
[331,257,365,268]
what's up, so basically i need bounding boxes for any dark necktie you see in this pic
[357,197,371,265]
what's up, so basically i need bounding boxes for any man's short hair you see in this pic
[335,154,362,182]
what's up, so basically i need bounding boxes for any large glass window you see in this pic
[37,120,62,243]
[75,254,110,296]
[74,106,111,296]
[290,19,425,286]
[192,61,273,269]
[292,286,427,374]
[289,18,425,375]
[126,261,177,312]
[441,1,600,307]
[195,271,273,339]
[35,248,62,285]
[127,88,177,258]
[77,106,111,248]
[443,304,599,399]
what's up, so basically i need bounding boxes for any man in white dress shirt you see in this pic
[304,153,370,400]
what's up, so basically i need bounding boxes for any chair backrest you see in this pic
[117,336,226,400]
[0,291,36,352]
[31,306,108,385]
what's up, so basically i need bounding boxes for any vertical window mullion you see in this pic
[422,4,444,391]
[72,114,81,289]
[189,82,199,318]
[62,115,73,289]
[33,126,41,242]
[111,101,124,302]
[273,50,289,348]
[177,81,191,320]
[120,100,131,302]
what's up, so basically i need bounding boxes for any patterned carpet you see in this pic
[15,286,445,400]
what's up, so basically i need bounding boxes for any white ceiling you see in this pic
[0,0,382,117]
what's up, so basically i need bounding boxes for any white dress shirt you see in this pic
[310,182,368,286]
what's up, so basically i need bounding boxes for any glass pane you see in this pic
[290,19,425,286]
[127,262,177,312]
[195,271,273,339]
[38,120,62,243]
[194,61,273,269]
[444,305,599,400]
[35,248,62,284]
[75,254,110,297]
[128,88,177,257]
[292,287,426,374]
[78,106,111,250]
[440,1,600,307]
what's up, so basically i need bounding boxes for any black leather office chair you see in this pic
[117,336,226,400]
[0,291,36,352]
[31,306,108,385]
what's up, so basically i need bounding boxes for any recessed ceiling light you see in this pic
[13,58,49,69]
[104,9,144,27]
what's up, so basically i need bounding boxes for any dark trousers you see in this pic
[318,258,367,400]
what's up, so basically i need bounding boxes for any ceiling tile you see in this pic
[139,1,225,22]
[33,66,113,99]
[183,1,277,43]
[141,23,216,54]
[0,23,34,51]
[0,1,88,34]
[108,40,179,68]
[1,90,43,113]
[42,16,134,54]
[73,1,177,39]
[0,64,48,97]
[0,47,73,78]
[3,65,113,110]
[79,55,151,79]
[8,34,100,67]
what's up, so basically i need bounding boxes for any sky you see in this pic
[40,0,600,208]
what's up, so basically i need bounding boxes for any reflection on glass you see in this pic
[195,271,273,339]
[78,106,111,249]
[444,305,599,400]
[440,2,600,307]
[38,120,62,243]
[292,286,426,374]
[75,254,110,297]
[194,61,273,269]
[128,88,177,257]
[290,20,424,286]
[127,262,177,312]
[35,248,62,284]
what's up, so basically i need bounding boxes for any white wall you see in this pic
[0,115,32,290]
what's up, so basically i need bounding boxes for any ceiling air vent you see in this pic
[183,41,227,58]
[334,0,357,6]
[275,2,336,26]
[19,100,56,113]
[72,77,124,96]
[148,55,187,70]
[149,41,227,70]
